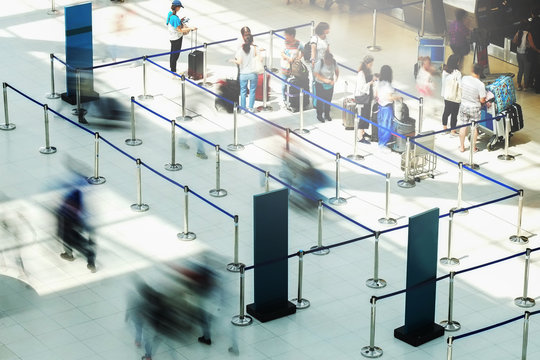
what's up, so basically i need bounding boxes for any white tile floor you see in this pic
[1,0,540,359]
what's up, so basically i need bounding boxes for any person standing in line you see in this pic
[309,22,330,68]
[354,55,375,144]
[441,54,462,136]
[513,20,531,91]
[280,27,304,103]
[233,34,259,113]
[374,65,400,148]
[458,63,486,153]
[166,0,197,75]
[313,51,339,122]
[527,7,540,93]
[448,9,471,68]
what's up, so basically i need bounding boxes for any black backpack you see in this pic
[303,37,317,62]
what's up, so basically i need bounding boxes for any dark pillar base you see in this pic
[394,322,445,347]
[61,91,99,105]
[246,301,296,323]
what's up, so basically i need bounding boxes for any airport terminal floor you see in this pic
[1,0,540,359]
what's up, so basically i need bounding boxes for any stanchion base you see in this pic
[209,189,228,197]
[125,138,143,146]
[227,144,245,151]
[361,346,383,358]
[514,297,535,308]
[46,93,61,99]
[397,179,416,188]
[39,146,57,155]
[231,315,253,327]
[257,105,273,112]
[451,207,469,216]
[131,203,149,212]
[440,320,461,332]
[498,154,515,161]
[464,163,480,170]
[71,108,87,116]
[509,235,529,245]
[329,197,347,206]
[137,95,154,101]
[164,163,183,171]
[347,154,365,161]
[226,262,244,272]
[367,45,382,52]
[310,245,330,255]
[0,123,16,131]
[47,9,60,15]
[176,115,193,122]
[378,217,397,225]
[294,128,310,135]
[439,257,460,266]
[87,176,106,185]
[177,231,196,241]
[291,298,310,309]
[366,278,387,289]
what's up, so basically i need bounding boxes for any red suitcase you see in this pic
[255,74,270,101]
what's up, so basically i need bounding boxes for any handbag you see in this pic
[355,93,370,104]
[444,71,461,103]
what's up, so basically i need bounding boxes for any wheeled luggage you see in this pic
[255,73,270,101]
[486,75,516,113]
[286,75,309,112]
[505,103,524,133]
[341,97,356,130]
[188,30,203,80]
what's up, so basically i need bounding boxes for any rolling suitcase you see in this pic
[255,73,270,101]
[342,97,356,130]
[286,75,309,112]
[507,103,524,132]
[188,30,203,80]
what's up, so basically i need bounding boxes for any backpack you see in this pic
[290,59,308,78]
[303,37,317,62]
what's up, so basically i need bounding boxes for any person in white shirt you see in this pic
[513,20,531,91]
[354,55,375,144]
[374,65,401,148]
[313,51,339,122]
[310,22,330,68]
[441,54,462,135]
[458,63,486,153]
[232,34,259,112]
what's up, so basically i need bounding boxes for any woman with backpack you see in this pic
[441,54,462,135]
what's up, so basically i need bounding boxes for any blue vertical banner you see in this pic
[62,2,98,104]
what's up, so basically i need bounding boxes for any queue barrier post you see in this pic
[465,121,479,170]
[310,20,315,37]
[440,271,461,331]
[418,97,424,133]
[310,199,330,255]
[397,137,416,188]
[227,215,244,272]
[366,232,387,289]
[264,171,270,192]
[131,158,149,212]
[294,90,309,134]
[378,173,397,225]
[329,153,347,206]
[126,96,142,146]
[39,104,57,155]
[269,30,278,73]
[209,145,228,197]
[347,113,364,160]
[1,82,16,131]
[258,65,272,112]
[440,210,460,266]
[522,311,530,359]
[285,127,290,151]
[510,189,529,245]
[419,0,426,37]
[367,9,381,52]
[47,0,59,15]
[87,132,106,185]
[361,296,383,358]
[198,43,212,87]
[164,119,182,171]
[231,264,253,326]
[138,56,154,101]
[514,248,535,308]
[176,74,193,121]
[446,337,453,360]
[71,69,86,118]
[498,115,515,161]
[227,103,245,151]
[291,250,310,309]
[177,185,196,241]
[451,162,468,215]
[46,54,60,99]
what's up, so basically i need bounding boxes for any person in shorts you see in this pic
[458,63,486,153]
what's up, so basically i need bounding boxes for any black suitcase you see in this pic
[507,103,524,133]
[188,30,203,80]
[286,75,309,112]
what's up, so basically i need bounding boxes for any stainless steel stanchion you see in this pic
[419,0,426,37]
[451,162,469,215]
[231,264,253,326]
[227,103,245,151]
[39,105,57,155]
[177,186,196,240]
[285,127,290,151]
[514,248,535,308]
[440,271,461,331]
[126,96,142,146]
[138,56,153,101]
[176,74,193,121]
[87,132,106,185]
[378,173,397,225]
[348,114,364,160]
[366,232,387,288]
[510,190,529,245]
[291,250,310,309]
[367,9,381,52]
[131,159,149,212]
[465,121,479,170]
[227,215,244,272]
[269,30,278,73]
[440,210,460,265]
[1,83,15,131]
[398,138,416,188]
[71,69,86,117]
[47,0,59,15]
[294,90,309,134]
[46,54,60,99]
[198,43,212,87]
[329,153,347,205]
[209,145,228,197]
[522,311,530,359]
[447,337,454,360]
[310,20,315,37]
[418,97,424,133]
[164,120,182,171]
[258,66,272,112]
[264,171,270,192]
[361,296,383,358]
[498,115,515,161]
[310,199,330,255]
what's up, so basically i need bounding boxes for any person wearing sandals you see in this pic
[441,54,462,136]
[354,55,375,144]
[458,63,486,153]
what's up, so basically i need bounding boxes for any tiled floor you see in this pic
[1,0,540,359]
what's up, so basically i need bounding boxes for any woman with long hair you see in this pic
[374,65,400,148]
[233,34,259,112]
[354,55,375,143]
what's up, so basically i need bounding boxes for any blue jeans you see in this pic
[377,104,394,147]
[281,73,289,101]
[239,72,258,110]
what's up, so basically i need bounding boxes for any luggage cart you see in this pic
[401,131,437,181]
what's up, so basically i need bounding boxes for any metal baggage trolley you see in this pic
[401,131,437,181]
[417,36,445,70]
